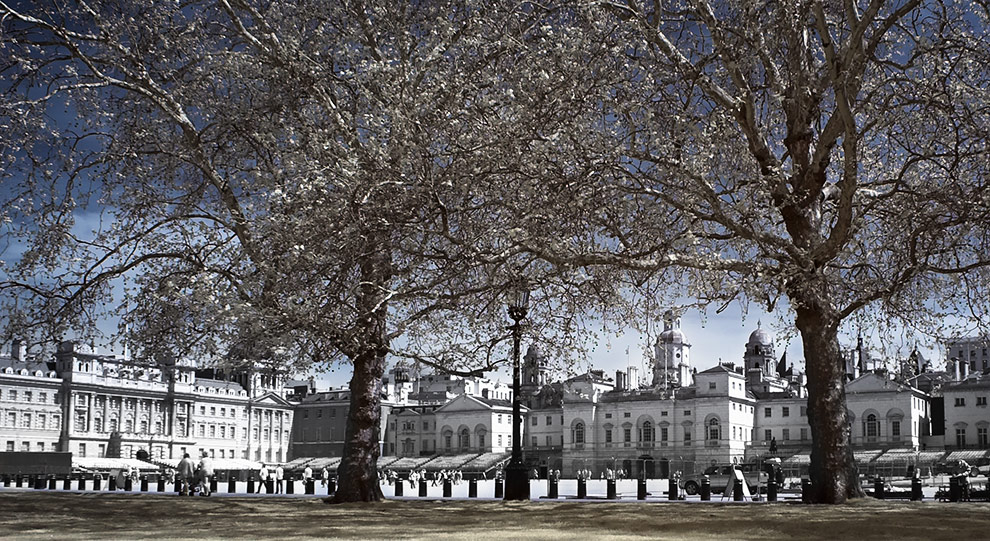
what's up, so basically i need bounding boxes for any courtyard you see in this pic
[2,491,989,540]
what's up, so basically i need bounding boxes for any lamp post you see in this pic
[504,284,530,500]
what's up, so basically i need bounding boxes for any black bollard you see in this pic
[63,477,71,491]
[468,478,477,498]
[306,478,315,495]
[78,476,86,491]
[2,475,9,487]
[124,476,133,491]
[48,476,57,490]
[443,479,452,498]
[93,476,101,491]
[801,478,812,503]
[701,476,711,501]
[247,477,255,494]
[637,478,647,500]
[550,478,560,499]
[911,477,922,501]
[158,476,166,492]
[16,476,23,488]
[767,478,777,502]
[394,479,404,497]
[266,478,274,494]
[141,476,149,492]
[949,476,960,502]
[495,478,504,498]
[873,477,884,500]
[577,478,587,499]
[228,477,236,493]
[210,477,218,494]
[286,476,294,494]
[668,479,678,500]
[419,479,428,498]
[733,478,744,501]
[109,475,117,491]
[327,478,336,494]
[607,478,617,499]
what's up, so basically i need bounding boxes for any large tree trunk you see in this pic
[794,292,864,503]
[329,243,390,503]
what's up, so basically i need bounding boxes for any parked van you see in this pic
[679,463,768,495]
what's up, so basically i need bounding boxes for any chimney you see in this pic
[615,370,626,391]
[627,366,639,390]
[12,340,26,361]
[962,360,970,380]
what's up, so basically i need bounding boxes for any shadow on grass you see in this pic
[2,492,989,540]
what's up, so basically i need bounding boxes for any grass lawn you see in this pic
[1,491,988,540]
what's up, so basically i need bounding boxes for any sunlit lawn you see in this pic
[1,491,988,540]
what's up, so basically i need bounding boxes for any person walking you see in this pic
[198,452,215,496]
[320,466,329,488]
[177,453,196,496]
[256,464,269,494]
[275,464,284,494]
[303,465,313,483]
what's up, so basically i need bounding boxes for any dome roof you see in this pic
[748,327,772,346]
[659,328,686,345]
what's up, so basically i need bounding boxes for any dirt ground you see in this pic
[1,491,988,540]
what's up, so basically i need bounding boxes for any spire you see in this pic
[776,351,787,378]
[856,333,865,373]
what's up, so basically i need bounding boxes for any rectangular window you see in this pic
[531,417,537,426]
[623,428,631,442]
[801,428,809,441]
[22,442,30,452]
[956,428,967,448]
[7,412,15,427]
[683,427,691,444]
[782,428,790,441]
[423,421,429,430]
[37,442,44,452]
[661,427,668,442]
[498,434,503,447]
[661,411,668,416]
[317,409,322,418]
[5,441,13,452]
[78,443,86,457]
[683,410,691,416]
[39,392,47,403]
[782,407,790,417]
[605,413,612,419]
[497,414,502,424]
[546,416,552,426]
[198,425,205,437]
[800,406,807,417]
[303,410,309,419]
[979,397,988,406]
[955,397,966,407]
[10,390,17,401]
[532,436,538,446]
[764,429,773,442]
[546,435,552,446]
[624,412,631,418]
[979,427,989,449]
[24,391,32,402]
[891,420,901,438]
[764,408,772,418]
[709,382,717,389]
[605,429,612,443]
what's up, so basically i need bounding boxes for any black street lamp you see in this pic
[504,284,530,501]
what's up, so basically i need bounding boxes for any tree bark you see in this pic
[329,240,390,504]
[794,290,864,503]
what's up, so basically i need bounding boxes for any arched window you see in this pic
[573,422,585,445]
[460,428,470,449]
[865,414,879,440]
[707,418,720,441]
[641,421,654,443]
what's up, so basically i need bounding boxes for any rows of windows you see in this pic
[2,410,60,430]
[0,389,56,403]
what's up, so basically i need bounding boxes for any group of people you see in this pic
[256,464,285,493]
[299,465,332,487]
[176,452,215,496]
[402,469,464,487]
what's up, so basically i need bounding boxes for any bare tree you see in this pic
[0,0,629,502]
[536,0,990,503]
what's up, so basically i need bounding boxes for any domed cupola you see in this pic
[653,310,692,388]
[744,322,776,374]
